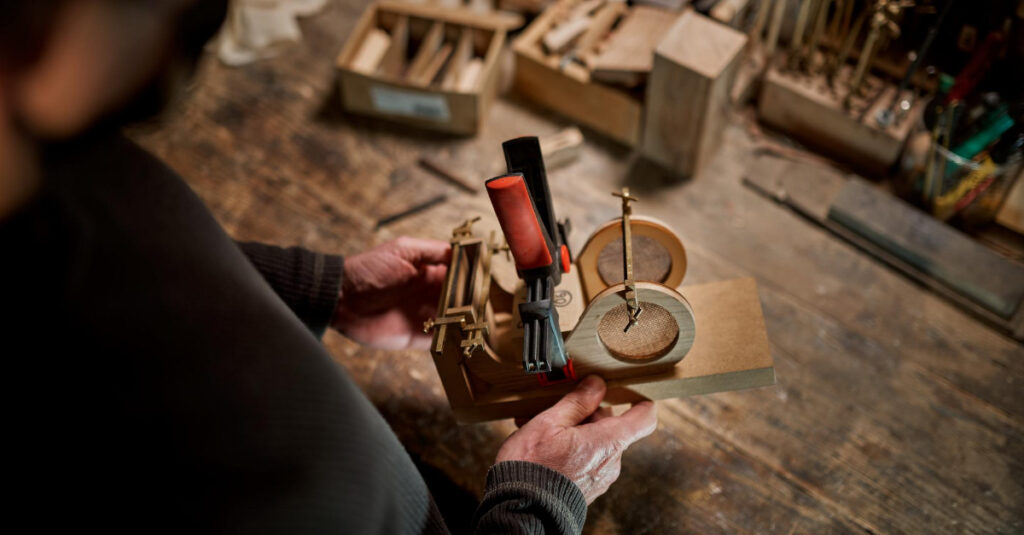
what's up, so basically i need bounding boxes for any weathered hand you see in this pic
[331,237,450,350]
[496,376,658,504]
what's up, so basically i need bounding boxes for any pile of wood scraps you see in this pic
[512,0,684,145]
[336,1,517,134]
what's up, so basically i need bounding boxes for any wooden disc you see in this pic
[596,234,673,285]
[597,302,679,361]
[575,216,687,302]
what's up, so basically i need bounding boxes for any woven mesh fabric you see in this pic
[597,302,679,360]
[597,235,672,285]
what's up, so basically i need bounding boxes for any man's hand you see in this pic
[332,237,450,350]
[496,376,658,504]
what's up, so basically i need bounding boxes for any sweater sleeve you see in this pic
[471,461,588,535]
[235,241,343,337]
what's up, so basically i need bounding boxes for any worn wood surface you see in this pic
[128,0,1024,532]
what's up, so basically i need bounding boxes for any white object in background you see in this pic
[215,0,328,66]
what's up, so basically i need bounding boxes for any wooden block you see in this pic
[711,0,750,26]
[569,0,606,20]
[828,178,1024,318]
[441,27,475,90]
[411,43,453,86]
[378,15,409,77]
[590,6,680,87]
[406,21,444,82]
[539,126,584,169]
[542,15,591,54]
[455,58,484,92]
[575,1,627,59]
[641,11,747,177]
[350,28,391,74]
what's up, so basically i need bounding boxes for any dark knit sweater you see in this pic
[0,130,586,533]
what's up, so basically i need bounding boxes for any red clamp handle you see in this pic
[486,174,553,271]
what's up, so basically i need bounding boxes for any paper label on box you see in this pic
[370,86,451,122]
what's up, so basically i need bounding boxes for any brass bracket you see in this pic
[612,188,643,332]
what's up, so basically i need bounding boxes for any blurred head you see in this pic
[0,0,228,140]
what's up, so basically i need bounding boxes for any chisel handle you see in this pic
[486,173,554,271]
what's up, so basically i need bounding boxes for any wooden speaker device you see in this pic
[425,139,775,424]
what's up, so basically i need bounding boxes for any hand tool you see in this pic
[612,188,643,332]
[375,194,449,229]
[485,137,573,378]
[876,0,953,128]
[844,0,908,110]
[829,5,867,88]
[802,0,832,72]
[764,0,787,59]
[787,0,816,69]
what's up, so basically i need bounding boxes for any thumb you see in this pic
[533,375,606,428]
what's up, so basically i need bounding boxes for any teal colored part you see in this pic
[945,111,1014,176]
[938,74,954,94]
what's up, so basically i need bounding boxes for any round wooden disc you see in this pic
[597,302,679,361]
[575,216,687,302]
[596,235,673,285]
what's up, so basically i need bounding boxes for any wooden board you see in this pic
[827,178,1024,319]
[590,5,680,87]
[442,276,774,423]
[641,10,746,177]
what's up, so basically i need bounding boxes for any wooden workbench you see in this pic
[128,0,1023,532]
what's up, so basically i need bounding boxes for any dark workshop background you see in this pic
[126,0,1023,532]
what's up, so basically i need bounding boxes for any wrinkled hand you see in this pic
[496,376,658,504]
[332,237,450,350]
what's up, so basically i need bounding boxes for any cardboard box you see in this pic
[335,1,507,135]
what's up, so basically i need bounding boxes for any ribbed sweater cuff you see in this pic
[236,241,343,338]
[478,461,587,534]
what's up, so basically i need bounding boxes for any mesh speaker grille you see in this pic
[597,302,679,361]
[597,235,672,285]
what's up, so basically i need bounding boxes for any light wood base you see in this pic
[440,276,775,423]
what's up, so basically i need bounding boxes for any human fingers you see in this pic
[391,237,451,265]
[531,375,606,428]
[583,406,613,424]
[419,263,448,286]
[589,401,658,449]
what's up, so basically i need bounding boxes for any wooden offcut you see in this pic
[405,22,444,83]
[640,11,747,177]
[590,6,680,87]
[350,28,391,74]
[512,0,646,145]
